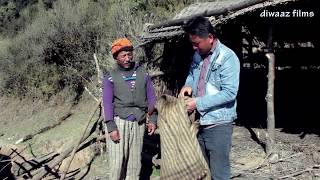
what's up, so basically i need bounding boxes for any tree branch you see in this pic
[278,165,320,179]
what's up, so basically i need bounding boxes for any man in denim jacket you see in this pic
[179,16,240,180]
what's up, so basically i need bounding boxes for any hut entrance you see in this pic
[142,0,319,135]
[235,1,319,135]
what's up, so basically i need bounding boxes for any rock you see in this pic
[312,152,320,164]
[268,152,279,164]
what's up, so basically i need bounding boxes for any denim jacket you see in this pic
[184,40,240,125]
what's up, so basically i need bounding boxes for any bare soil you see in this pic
[230,126,320,179]
[1,94,319,179]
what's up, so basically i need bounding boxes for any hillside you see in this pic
[0,91,104,178]
[1,92,319,179]
[1,0,320,179]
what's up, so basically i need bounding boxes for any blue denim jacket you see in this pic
[184,40,240,125]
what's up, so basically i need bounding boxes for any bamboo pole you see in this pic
[265,26,275,155]
[93,53,106,154]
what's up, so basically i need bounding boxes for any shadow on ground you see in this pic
[140,132,160,180]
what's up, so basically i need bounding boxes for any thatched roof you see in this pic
[139,0,299,43]
[173,0,265,19]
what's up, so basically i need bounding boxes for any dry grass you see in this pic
[2,92,319,179]
[0,90,100,177]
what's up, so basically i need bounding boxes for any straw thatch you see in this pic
[139,0,299,43]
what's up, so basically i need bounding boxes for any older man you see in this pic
[103,38,157,180]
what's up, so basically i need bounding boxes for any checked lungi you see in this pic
[106,116,145,180]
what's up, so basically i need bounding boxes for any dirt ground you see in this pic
[0,94,319,179]
[230,126,320,179]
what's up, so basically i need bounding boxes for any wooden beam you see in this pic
[148,0,266,30]
[265,26,275,155]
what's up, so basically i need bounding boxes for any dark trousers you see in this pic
[198,122,233,180]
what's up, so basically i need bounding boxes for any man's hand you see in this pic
[185,98,197,113]
[147,122,156,136]
[179,86,193,97]
[109,130,120,143]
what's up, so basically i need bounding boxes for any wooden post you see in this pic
[93,53,105,154]
[59,100,101,180]
[265,26,275,155]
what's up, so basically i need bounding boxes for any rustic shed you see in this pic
[139,0,319,134]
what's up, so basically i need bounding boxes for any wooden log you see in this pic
[12,152,59,176]
[15,113,72,144]
[31,100,101,180]
[93,53,106,155]
[15,132,103,179]
[59,100,101,180]
[148,0,266,30]
[265,26,275,155]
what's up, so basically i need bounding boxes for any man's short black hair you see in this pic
[183,16,216,38]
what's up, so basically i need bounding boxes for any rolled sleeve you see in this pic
[106,120,118,133]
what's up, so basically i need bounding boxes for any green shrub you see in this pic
[0,0,112,98]
[0,0,193,98]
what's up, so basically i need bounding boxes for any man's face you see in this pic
[189,34,214,56]
[116,50,134,69]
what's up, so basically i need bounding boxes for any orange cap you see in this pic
[111,38,133,56]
